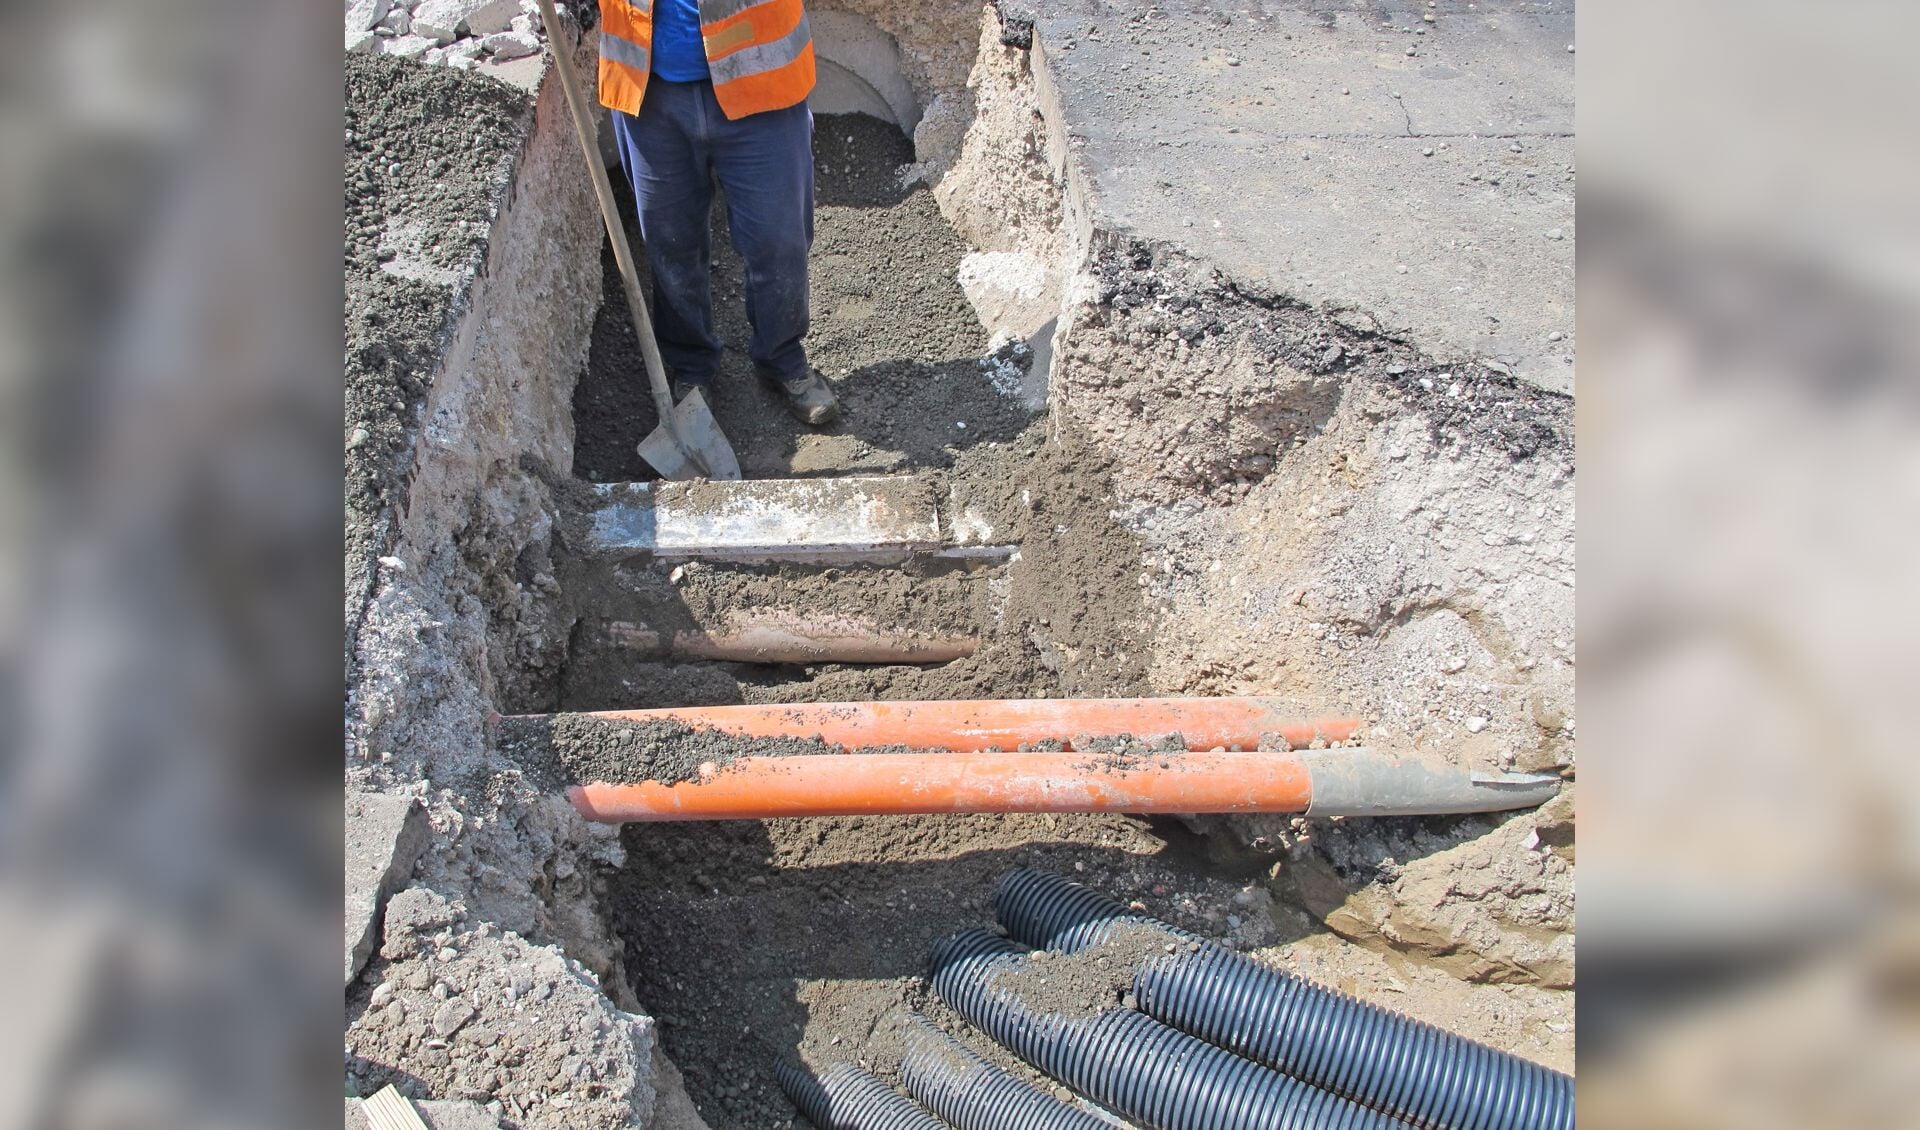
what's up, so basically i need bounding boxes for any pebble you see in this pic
[1545,227,1564,240]
[349,426,371,448]
[1406,46,1417,56]
[437,946,459,962]
[433,999,477,1037]
[1466,716,1489,733]
[370,982,395,1009]
[1547,330,1564,342]
[1422,146,1434,157]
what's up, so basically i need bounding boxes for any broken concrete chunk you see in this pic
[345,793,430,988]
[462,0,520,36]
[345,0,391,33]
[411,0,511,40]
[479,30,540,59]
[382,33,442,59]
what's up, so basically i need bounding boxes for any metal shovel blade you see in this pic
[636,387,742,481]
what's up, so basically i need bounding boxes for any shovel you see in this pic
[536,0,741,480]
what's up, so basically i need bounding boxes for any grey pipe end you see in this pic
[1304,749,1561,817]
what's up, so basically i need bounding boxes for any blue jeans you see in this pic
[609,80,814,386]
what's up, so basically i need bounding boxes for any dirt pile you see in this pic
[497,712,859,788]
[346,886,657,1128]
[977,921,1173,1020]
[344,53,530,633]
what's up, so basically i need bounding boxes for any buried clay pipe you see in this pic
[545,696,1361,753]
[993,869,1576,1130]
[565,749,1561,822]
[772,1060,949,1130]
[602,615,979,665]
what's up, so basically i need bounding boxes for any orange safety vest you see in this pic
[596,0,815,121]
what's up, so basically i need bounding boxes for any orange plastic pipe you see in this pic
[555,698,1357,752]
[568,751,1315,821]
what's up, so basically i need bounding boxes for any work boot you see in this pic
[762,367,839,426]
[671,369,713,405]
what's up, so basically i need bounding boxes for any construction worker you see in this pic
[594,0,839,425]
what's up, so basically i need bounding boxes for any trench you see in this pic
[358,6,1577,1124]
[525,19,1339,1118]
[554,108,1257,1127]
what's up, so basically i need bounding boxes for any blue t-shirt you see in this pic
[651,0,711,81]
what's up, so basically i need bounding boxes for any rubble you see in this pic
[345,792,431,987]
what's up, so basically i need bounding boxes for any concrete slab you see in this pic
[586,476,1011,562]
[344,792,430,988]
[1031,0,1575,393]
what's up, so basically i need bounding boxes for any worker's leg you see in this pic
[609,81,720,387]
[706,97,815,387]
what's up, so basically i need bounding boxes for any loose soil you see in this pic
[979,920,1175,1020]
[344,54,530,635]
[572,112,1032,483]
[555,423,1157,713]
[496,713,855,788]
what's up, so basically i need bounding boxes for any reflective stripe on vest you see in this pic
[600,28,650,73]
[594,0,813,121]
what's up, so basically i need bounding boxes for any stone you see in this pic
[380,885,461,962]
[479,30,540,60]
[463,0,521,36]
[381,34,441,59]
[344,793,430,987]
[345,0,391,33]
[433,998,477,1038]
[409,0,492,41]
[377,7,410,33]
[1534,791,1575,861]
[347,30,380,54]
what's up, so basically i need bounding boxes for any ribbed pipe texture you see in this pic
[773,1060,953,1130]
[929,928,1409,1130]
[896,1017,1117,1130]
[993,868,1576,1130]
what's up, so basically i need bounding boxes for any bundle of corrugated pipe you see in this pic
[778,869,1574,1130]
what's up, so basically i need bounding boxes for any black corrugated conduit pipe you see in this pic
[929,928,1412,1130]
[993,868,1576,1130]
[773,1060,954,1130]
[895,1015,1121,1130]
